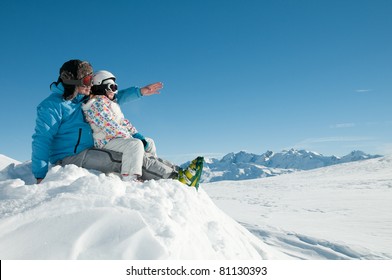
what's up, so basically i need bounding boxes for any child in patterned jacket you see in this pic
[82,70,160,181]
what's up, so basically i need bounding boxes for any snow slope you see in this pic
[0,161,283,260]
[204,156,392,259]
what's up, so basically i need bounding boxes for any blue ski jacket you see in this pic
[32,83,142,179]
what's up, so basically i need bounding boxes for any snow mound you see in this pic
[0,163,280,260]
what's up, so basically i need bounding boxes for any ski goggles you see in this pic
[104,83,118,92]
[81,75,93,86]
[62,74,93,87]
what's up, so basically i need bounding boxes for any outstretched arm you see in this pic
[116,82,163,105]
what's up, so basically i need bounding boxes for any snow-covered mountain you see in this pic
[200,149,382,182]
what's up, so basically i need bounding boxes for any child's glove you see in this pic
[132,133,149,151]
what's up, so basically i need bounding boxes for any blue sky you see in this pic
[1,0,391,164]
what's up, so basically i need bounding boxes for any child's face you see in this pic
[106,91,116,100]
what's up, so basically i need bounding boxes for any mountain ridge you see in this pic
[198,149,382,182]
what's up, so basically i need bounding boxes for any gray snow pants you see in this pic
[56,148,179,181]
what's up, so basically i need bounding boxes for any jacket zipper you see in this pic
[74,128,82,153]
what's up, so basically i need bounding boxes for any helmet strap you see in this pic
[62,78,85,86]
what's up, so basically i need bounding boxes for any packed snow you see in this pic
[0,159,283,260]
[0,154,391,260]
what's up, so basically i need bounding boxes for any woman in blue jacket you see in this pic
[31,59,161,183]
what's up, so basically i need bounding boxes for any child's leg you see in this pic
[145,137,157,157]
[141,154,180,181]
[104,138,144,176]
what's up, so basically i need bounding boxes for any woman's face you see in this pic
[77,85,91,95]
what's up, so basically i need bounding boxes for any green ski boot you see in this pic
[178,156,204,190]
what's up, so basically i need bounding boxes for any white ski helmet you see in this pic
[91,70,118,96]
[92,70,116,85]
